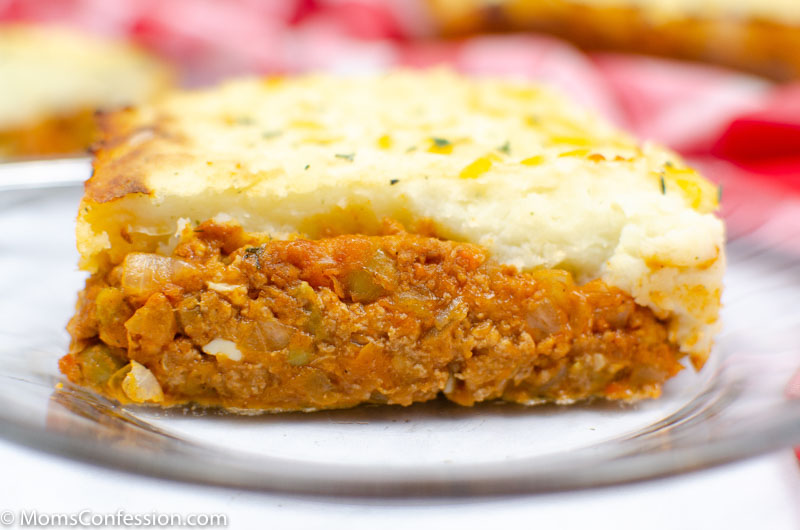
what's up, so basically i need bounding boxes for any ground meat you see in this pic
[60,219,684,412]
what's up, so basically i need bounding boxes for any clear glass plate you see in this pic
[0,160,798,497]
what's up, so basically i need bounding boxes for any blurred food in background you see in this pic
[0,0,797,255]
[427,0,800,81]
[0,24,172,159]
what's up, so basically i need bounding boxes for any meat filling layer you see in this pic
[61,219,684,411]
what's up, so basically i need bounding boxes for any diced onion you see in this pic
[239,320,292,353]
[121,253,195,297]
[207,281,241,292]
[202,338,243,362]
[435,298,468,330]
[121,360,164,403]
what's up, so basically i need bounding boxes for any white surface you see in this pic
[0,438,797,530]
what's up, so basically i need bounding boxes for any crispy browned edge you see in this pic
[84,108,156,204]
[427,0,800,80]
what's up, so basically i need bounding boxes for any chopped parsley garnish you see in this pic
[660,175,666,195]
[405,146,417,153]
[304,164,310,170]
[431,137,451,148]
[335,153,355,162]
[664,160,674,168]
[236,117,255,126]
[262,130,282,139]
[390,179,399,185]
[717,184,723,203]
[498,141,511,155]
[244,247,263,269]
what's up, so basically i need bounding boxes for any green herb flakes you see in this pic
[244,247,263,269]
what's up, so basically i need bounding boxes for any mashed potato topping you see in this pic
[77,70,723,371]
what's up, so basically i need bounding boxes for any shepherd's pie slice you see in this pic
[61,70,724,412]
[0,24,172,158]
